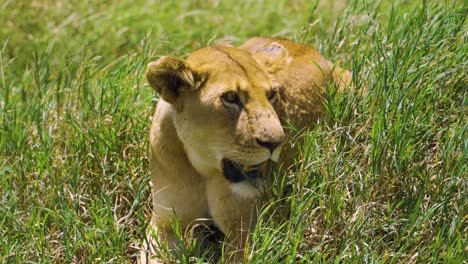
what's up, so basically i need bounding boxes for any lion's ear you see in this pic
[146,56,197,104]
[249,42,290,73]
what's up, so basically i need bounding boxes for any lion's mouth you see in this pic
[222,158,266,183]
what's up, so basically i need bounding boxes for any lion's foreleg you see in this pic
[205,178,260,263]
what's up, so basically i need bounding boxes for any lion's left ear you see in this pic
[146,56,200,104]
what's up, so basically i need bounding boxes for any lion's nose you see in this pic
[256,138,282,153]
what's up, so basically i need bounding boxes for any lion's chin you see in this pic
[230,181,264,198]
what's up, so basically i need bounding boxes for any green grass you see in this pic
[0,0,466,263]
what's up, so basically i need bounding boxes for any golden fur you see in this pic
[241,37,352,130]
[140,37,352,263]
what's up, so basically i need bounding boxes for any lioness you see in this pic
[141,37,352,263]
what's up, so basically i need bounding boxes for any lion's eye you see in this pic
[221,92,242,106]
[267,90,277,103]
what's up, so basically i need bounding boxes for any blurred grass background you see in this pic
[0,0,466,263]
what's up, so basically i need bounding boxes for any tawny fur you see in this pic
[140,37,353,263]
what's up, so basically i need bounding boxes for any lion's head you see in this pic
[146,45,285,196]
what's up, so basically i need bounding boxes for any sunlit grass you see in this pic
[1,0,465,263]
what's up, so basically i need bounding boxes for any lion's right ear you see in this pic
[146,56,197,104]
[248,42,291,74]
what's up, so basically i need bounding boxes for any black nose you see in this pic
[256,139,281,153]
